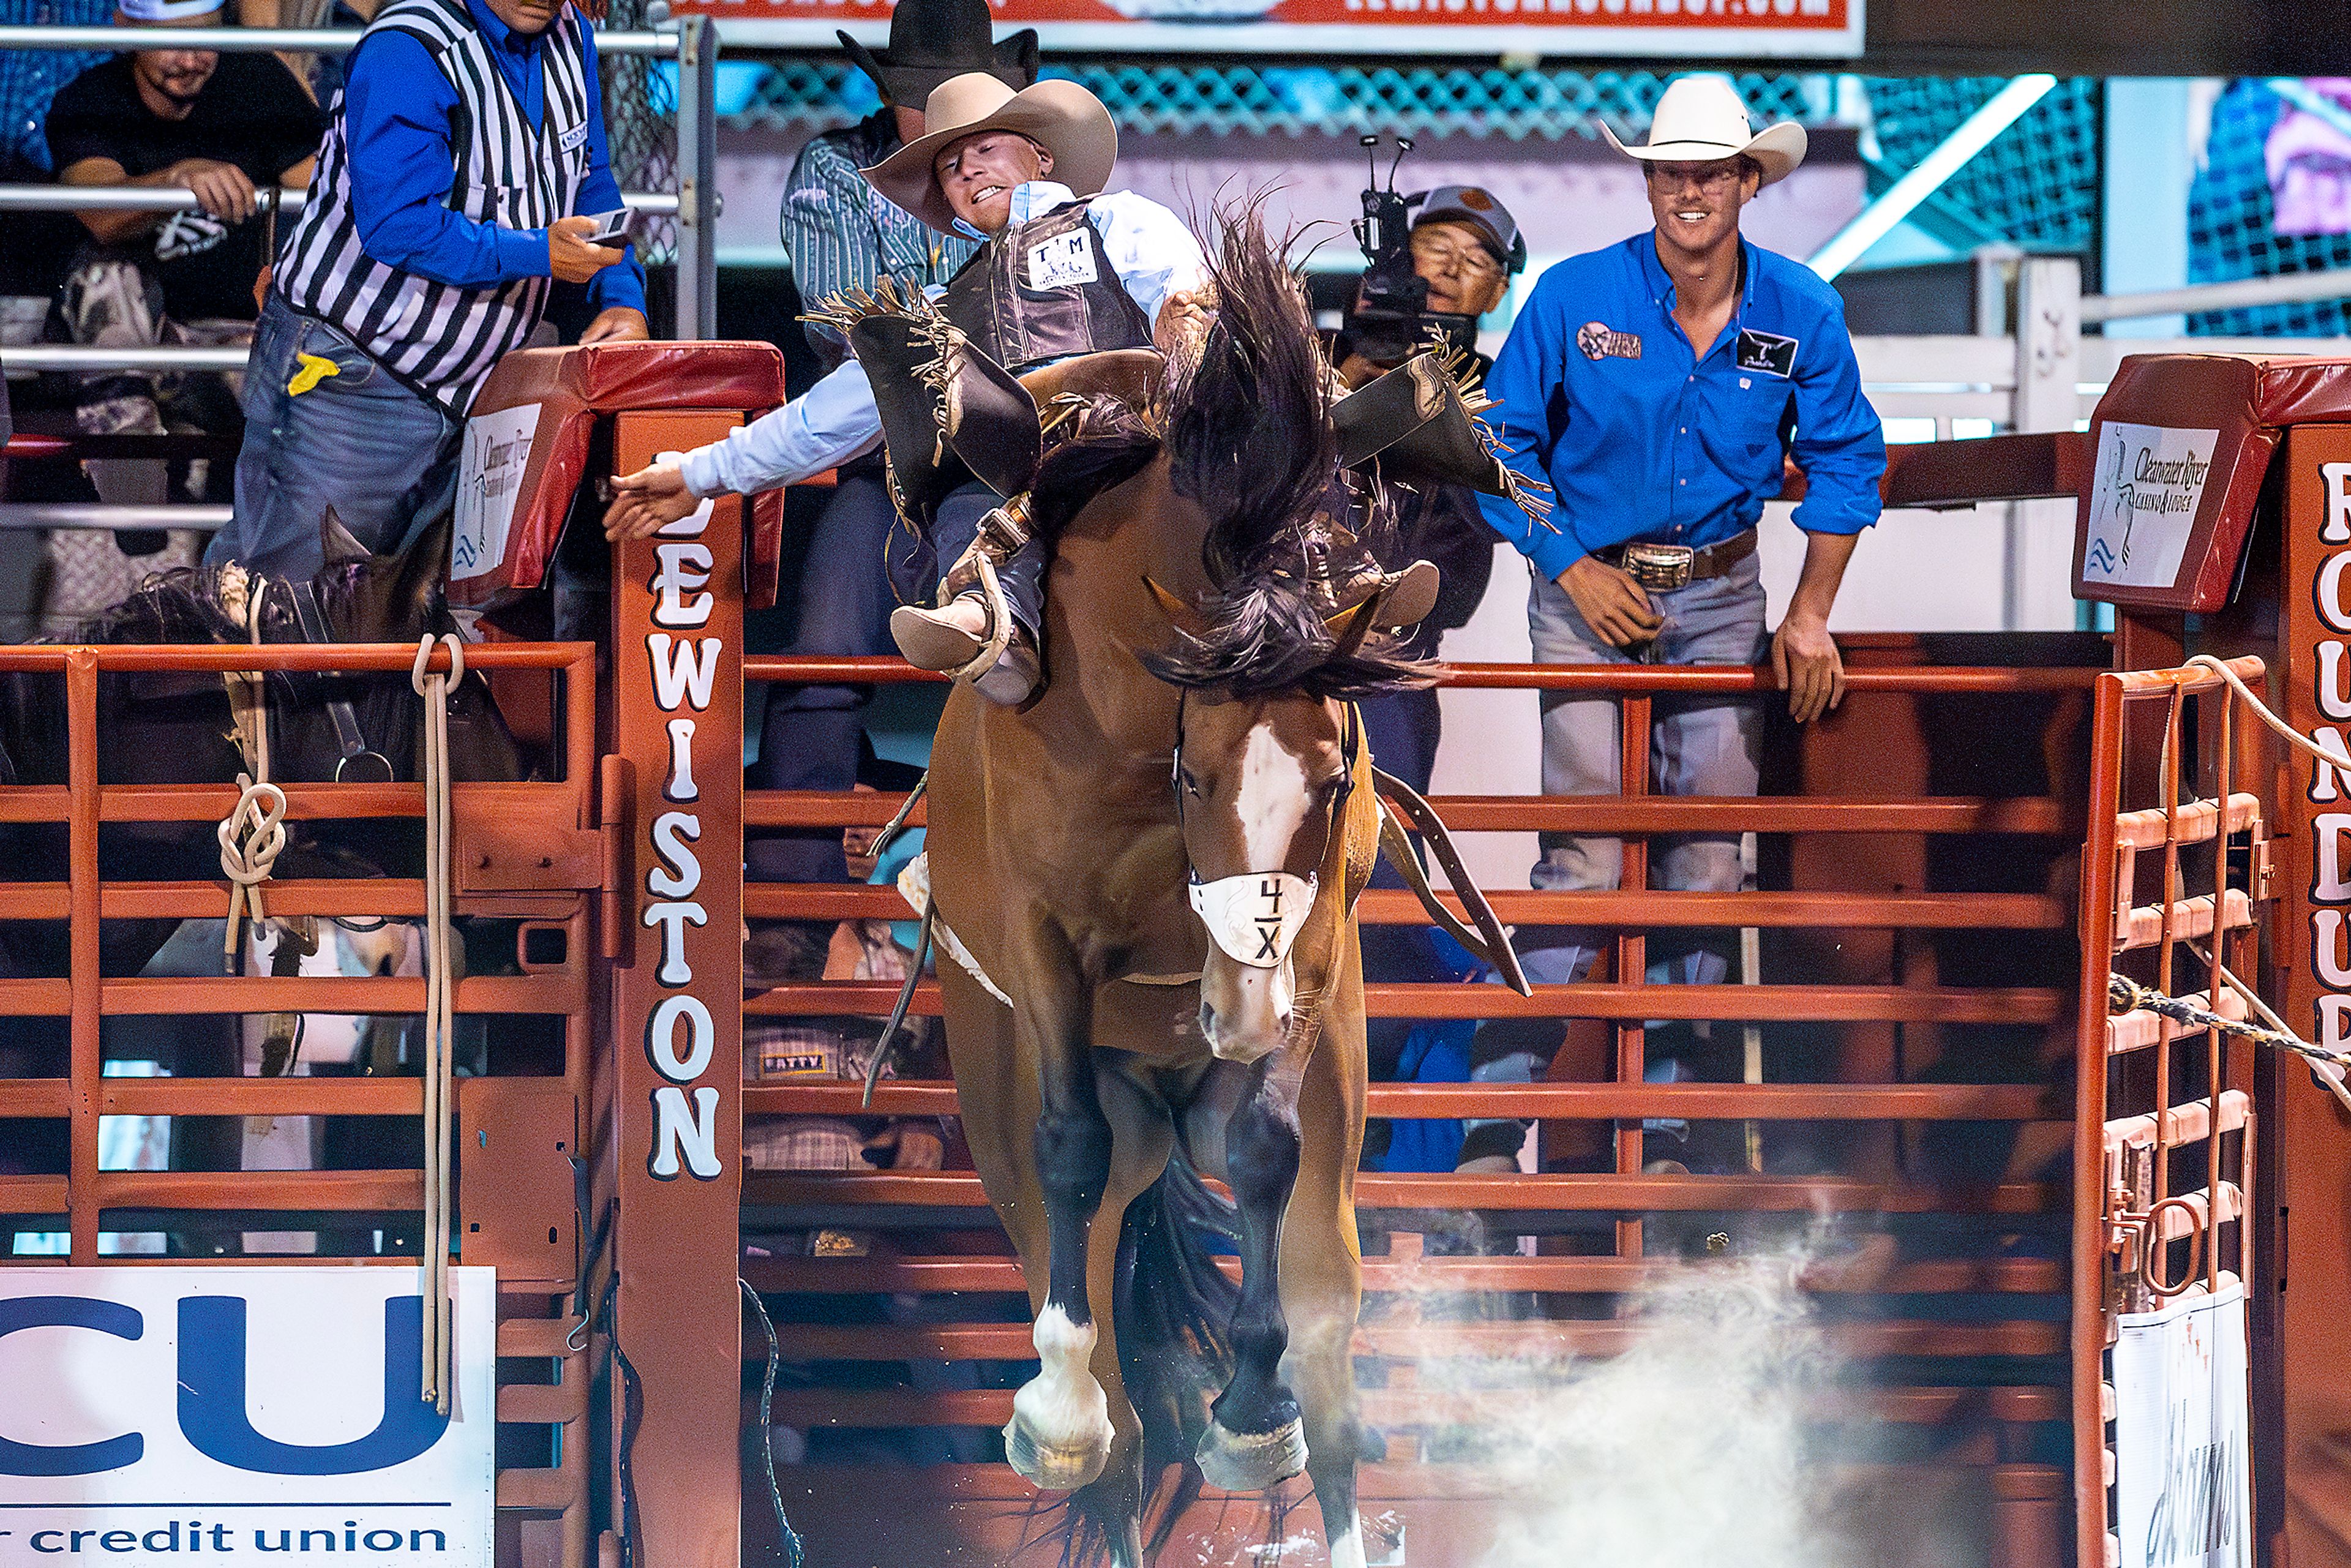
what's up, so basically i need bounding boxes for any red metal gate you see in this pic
[2076,657,2269,1568]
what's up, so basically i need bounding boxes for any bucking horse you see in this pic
[839,211,1539,1566]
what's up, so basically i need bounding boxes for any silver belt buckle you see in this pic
[1621,541,1695,591]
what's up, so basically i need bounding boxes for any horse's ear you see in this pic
[318,508,370,569]
[388,510,452,629]
[1143,576,1207,637]
[1323,590,1385,661]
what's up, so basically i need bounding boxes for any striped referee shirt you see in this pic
[275,0,602,412]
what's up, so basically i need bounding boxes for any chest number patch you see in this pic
[1025,231,1098,291]
[1734,328,1798,378]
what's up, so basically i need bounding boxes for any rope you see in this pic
[2184,654,2351,771]
[2108,972,2351,1114]
[217,776,288,971]
[738,1280,807,1568]
[411,632,463,1412]
[218,574,282,972]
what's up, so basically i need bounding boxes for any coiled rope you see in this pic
[413,632,463,1412]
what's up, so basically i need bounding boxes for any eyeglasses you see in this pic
[1644,160,1747,194]
[1409,232,1503,280]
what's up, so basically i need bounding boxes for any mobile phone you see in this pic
[576,208,632,247]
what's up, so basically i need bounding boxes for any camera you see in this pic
[1342,137,1480,369]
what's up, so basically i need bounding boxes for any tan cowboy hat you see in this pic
[863,72,1117,235]
[1600,75,1807,188]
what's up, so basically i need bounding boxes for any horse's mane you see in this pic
[51,567,241,647]
[1146,203,1427,701]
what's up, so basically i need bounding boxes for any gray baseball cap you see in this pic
[1409,186,1527,276]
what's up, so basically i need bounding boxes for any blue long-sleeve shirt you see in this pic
[340,0,644,316]
[1478,233,1884,582]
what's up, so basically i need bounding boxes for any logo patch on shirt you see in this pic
[557,120,591,155]
[1577,321,1642,361]
[1734,328,1798,378]
[1025,230,1098,290]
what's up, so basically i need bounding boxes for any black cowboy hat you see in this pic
[838,0,1040,107]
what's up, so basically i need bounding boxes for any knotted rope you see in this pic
[217,571,285,971]
[412,632,464,1412]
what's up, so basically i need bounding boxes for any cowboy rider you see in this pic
[601,72,1212,707]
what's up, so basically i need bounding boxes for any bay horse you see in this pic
[910,217,1444,1568]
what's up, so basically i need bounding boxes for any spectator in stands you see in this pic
[42,0,321,628]
[211,0,647,582]
[1462,75,1885,1174]
[0,0,108,184]
[743,0,1035,961]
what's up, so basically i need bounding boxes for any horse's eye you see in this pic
[1177,768,1201,795]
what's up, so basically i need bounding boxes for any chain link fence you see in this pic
[601,0,678,264]
[2186,78,2351,336]
[722,62,1838,143]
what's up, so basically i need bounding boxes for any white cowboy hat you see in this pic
[863,73,1118,235]
[1600,75,1807,188]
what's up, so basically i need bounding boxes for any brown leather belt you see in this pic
[1594,529,1758,592]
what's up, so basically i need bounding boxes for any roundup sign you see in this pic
[0,1270,495,1568]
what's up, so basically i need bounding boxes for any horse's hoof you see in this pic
[1194,1415,1307,1492]
[1003,1416,1109,1491]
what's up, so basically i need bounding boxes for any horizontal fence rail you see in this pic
[731,647,2100,1566]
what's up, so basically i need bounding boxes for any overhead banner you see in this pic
[0,1269,497,1568]
[2110,1281,2253,1568]
[686,0,1862,59]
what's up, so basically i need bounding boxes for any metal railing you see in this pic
[0,17,716,339]
[734,647,2101,1566]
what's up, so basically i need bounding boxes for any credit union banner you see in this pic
[0,1269,495,1568]
[683,0,1862,59]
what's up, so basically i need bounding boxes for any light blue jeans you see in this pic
[211,293,460,580]
[1463,547,1768,1160]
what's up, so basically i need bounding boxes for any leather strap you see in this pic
[1371,765,1532,996]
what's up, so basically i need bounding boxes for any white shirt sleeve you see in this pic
[1084,190,1210,331]
[677,358,883,498]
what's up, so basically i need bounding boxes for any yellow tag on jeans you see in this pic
[286,353,340,396]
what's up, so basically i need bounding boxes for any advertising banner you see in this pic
[0,1269,497,1568]
[2110,1282,2253,1568]
[685,0,1862,59]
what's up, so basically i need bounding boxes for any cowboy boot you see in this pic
[890,493,1041,705]
[1303,514,1442,629]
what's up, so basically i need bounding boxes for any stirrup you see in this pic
[931,553,1015,686]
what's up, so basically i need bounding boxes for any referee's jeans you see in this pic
[212,293,460,581]
[1460,546,1768,1166]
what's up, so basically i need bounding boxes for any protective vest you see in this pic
[938,200,1153,374]
[274,0,592,412]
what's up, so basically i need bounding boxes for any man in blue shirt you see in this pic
[213,0,648,579]
[1461,75,1886,1173]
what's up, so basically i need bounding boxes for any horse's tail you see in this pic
[1161,202,1336,585]
[1116,1140,1240,1471]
